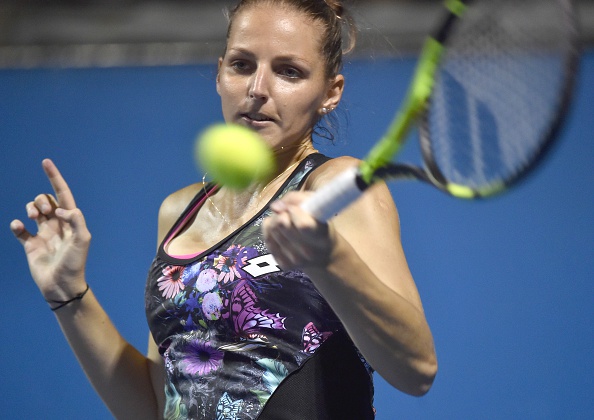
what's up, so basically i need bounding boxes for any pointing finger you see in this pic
[42,159,77,210]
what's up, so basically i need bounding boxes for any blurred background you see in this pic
[1,1,593,419]
[2,0,592,69]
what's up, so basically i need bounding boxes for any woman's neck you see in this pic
[206,139,317,223]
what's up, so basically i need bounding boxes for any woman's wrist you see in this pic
[44,283,90,311]
[42,278,90,311]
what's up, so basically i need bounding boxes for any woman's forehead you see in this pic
[227,4,324,55]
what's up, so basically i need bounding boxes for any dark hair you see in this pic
[224,0,357,79]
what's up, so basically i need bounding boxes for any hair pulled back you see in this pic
[224,0,357,78]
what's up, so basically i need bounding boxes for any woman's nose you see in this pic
[248,67,270,100]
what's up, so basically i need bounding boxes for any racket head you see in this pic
[419,0,580,198]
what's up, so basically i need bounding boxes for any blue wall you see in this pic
[1,51,592,419]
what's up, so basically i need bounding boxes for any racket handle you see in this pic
[301,166,369,222]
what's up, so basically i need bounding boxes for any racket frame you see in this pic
[418,0,581,198]
[302,0,580,221]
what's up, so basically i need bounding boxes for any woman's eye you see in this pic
[280,67,301,79]
[231,61,250,72]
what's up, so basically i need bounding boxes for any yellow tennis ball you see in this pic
[195,123,275,189]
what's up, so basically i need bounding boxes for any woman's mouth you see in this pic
[241,113,274,126]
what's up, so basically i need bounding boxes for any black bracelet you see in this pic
[45,284,90,311]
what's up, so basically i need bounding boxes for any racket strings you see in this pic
[425,0,575,191]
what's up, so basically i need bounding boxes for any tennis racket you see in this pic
[302,0,580,222]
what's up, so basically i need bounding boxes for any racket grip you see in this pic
[301,166,368,222]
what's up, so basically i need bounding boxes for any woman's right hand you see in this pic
[10,159,91,302]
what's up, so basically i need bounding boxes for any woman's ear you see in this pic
[216,57,223,95]
[321,74,345,114]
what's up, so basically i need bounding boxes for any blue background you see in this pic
[1,50,592,419]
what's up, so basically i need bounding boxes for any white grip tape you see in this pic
[301,166,365,222]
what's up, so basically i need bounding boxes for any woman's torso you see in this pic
[145,153,375,419]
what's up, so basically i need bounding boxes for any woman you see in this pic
[10,0,437,418]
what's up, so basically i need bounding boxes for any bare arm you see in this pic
[10,159,163,419]
[52,290,163,419]
[262,157,437,396]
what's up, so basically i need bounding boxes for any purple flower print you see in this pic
[182,339,223,377]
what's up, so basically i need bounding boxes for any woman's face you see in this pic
[217,4,344,151]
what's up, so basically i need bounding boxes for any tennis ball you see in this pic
[195,123,275,189]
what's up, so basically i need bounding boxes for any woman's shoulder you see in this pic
[157,182,204,238]
[304,155,361,191]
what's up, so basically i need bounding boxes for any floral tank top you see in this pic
[145,153,374,419]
